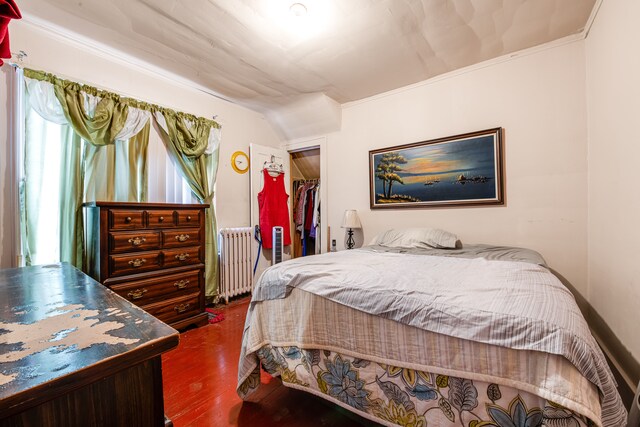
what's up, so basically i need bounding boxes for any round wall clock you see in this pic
[231,150,250,174]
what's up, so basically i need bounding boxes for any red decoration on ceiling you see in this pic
[0,0,22,66]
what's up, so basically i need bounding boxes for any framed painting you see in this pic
[369,128,504,209]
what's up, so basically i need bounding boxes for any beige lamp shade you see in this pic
[341,210,362,229]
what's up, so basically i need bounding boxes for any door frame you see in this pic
[282,136,328,254]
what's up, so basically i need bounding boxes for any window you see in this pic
[21,105,68,265]
[19,78,198,267]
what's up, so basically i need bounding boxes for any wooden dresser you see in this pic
[85,201,209,330]
[0,263,178,427]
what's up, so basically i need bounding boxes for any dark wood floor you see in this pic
[161,297,380,427]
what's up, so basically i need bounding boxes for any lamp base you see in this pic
[346,229,355,249]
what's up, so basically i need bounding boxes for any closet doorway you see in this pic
[290,147,320,259]
[249,138,326,279]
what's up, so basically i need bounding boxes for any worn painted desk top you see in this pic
[0,263,179,417]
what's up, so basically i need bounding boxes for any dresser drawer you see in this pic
[109,270,201,305]
[162,228,201,248]
[109,251,162,277]
[163,247,202,268]
[142,293,201,324]
[109,231,161,253]
[109,209,144,230]
[177,210,201,226]
[146,210,176,228]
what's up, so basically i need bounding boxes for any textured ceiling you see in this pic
[21,0,597,128]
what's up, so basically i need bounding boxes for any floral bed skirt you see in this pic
[239,344,594,427]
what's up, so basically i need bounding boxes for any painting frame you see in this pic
[369,128,504,209]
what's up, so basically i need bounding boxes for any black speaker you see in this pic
[272,226,283,265]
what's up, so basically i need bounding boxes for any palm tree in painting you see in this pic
[375,152,407,198]
[375,162,391,197]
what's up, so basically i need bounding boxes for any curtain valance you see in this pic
[23,68,221,145]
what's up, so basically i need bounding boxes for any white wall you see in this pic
[0,21,282,267]
[327,41,589,294]
[586,0,640,360]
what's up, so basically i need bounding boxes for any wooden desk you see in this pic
[0,264,179,426]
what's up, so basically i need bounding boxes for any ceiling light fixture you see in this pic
[289,3,307,17]
[262,1,331,42]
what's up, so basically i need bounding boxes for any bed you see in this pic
[237,229,627,427]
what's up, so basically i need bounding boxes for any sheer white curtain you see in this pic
[22,96,80,265]
[147,128,196,204]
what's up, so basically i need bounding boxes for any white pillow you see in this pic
[369,228,459,249]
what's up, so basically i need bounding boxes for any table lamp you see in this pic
[341,209,362,249]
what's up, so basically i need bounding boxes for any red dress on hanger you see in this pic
[258,168,291,249]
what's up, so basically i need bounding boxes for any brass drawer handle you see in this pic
[175,253,189,261]
[175,303,190,313]
[128,236,146,246]
[175,234,190,242]
[128,258,147,268]
[125,216,132,223]
[127,288,147,300]
[158,216,164,222]
[174,279,190,289]
[186,215,192,221]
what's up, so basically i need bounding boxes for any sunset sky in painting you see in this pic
[393,135,496,185]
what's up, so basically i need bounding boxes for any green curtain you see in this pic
[58,130,85,268]
[84,122,150,202]
[121,122,150,202]
[84,143,114,201]
[55,86,128,146]
[154,110,221,298]
[24,69,130,146]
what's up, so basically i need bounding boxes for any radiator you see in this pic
[219,227,253,303]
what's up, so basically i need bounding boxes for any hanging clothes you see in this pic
[302,186,315,256]
[304,187,314,232]
[258,168,291,249]
[292,179,320,257]
[292,181,305,258]
[294,183,307,231]
[310,182,320,239]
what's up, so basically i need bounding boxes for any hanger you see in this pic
[263,155,284,176]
